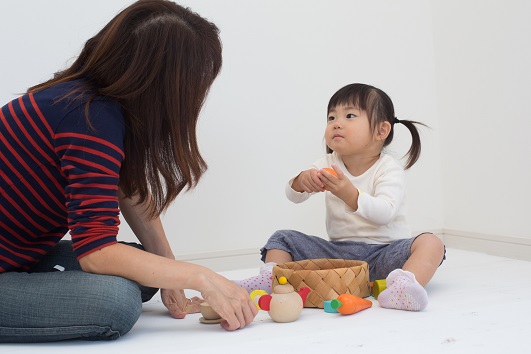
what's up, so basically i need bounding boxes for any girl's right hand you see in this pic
[292,169,325,193]
[198,272,258,331]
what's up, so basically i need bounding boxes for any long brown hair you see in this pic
[327,83,426,169]
[29,0,222,218]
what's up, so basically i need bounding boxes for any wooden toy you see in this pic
[371,279,387,299]
[249,289,268,309]
[199,302,222,324]
[330,294,372,315]
[252,277,311,323]
[323,300,338,313]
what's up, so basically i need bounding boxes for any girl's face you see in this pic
[325,104,375,156]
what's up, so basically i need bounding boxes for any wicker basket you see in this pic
[272,258,370,308]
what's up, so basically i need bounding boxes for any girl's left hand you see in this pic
[318,164,360,210]
[161,288,203,319]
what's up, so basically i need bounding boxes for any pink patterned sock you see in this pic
[378,269,428,311]
[233,262,275,293]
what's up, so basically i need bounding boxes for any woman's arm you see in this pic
[79,191,257,330]
[119,191,203,318]
[79,242,256,330]
[118,190,174,259]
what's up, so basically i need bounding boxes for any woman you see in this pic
[0,0,256,342]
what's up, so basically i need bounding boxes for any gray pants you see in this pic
[261,229,444,281]
[0,241,158,342]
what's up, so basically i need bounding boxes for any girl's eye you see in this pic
[346,113,357,118]
[328,116,335,121]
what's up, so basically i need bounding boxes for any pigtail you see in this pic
[395,119,427,170]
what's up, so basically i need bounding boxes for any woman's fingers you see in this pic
[202,278,258,331]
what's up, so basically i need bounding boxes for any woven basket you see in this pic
[272,258,370,308]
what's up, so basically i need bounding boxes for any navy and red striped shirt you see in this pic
[0,81,125,272]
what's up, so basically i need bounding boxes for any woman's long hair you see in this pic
[29,0,222,218]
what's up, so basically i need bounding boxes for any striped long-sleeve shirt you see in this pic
[0,81,124,272]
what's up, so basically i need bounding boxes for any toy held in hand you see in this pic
[330,294,372,315]
[323,167,338,176]
[322,167,338,190]
[199,302,223,324]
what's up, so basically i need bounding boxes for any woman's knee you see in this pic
[0,272,142,342]
[57,273,142,339]
[93,276,143,336]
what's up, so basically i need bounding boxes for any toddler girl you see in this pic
[236,83,445,311]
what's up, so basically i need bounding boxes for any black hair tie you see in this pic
[394,117,401,124]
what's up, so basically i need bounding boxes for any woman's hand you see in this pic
[292,169,325,193]
[79,237,257,331]
[318,164,360,210]
[161,288,203,319]
[197,273,258,331]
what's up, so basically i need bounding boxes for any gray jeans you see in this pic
[261,229,445,281]
[0,241,159,342]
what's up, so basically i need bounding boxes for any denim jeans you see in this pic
[0,241,159,342]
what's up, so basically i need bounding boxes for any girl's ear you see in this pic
[375,121,392,141]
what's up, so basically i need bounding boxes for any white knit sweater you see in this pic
[286,152,412,244]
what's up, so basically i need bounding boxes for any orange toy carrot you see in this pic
[330,294,372,315]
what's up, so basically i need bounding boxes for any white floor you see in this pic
[4,247,531,354]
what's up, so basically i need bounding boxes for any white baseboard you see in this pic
[443,229,531,261]
[174,248,263,272]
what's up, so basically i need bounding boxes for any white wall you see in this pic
[1,1,445,268]
[432,0,531,258]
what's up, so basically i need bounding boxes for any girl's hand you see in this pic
[161,288,203,319]
[318,164,360,210]
[292,169,325,193]
[198,273,258,331]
